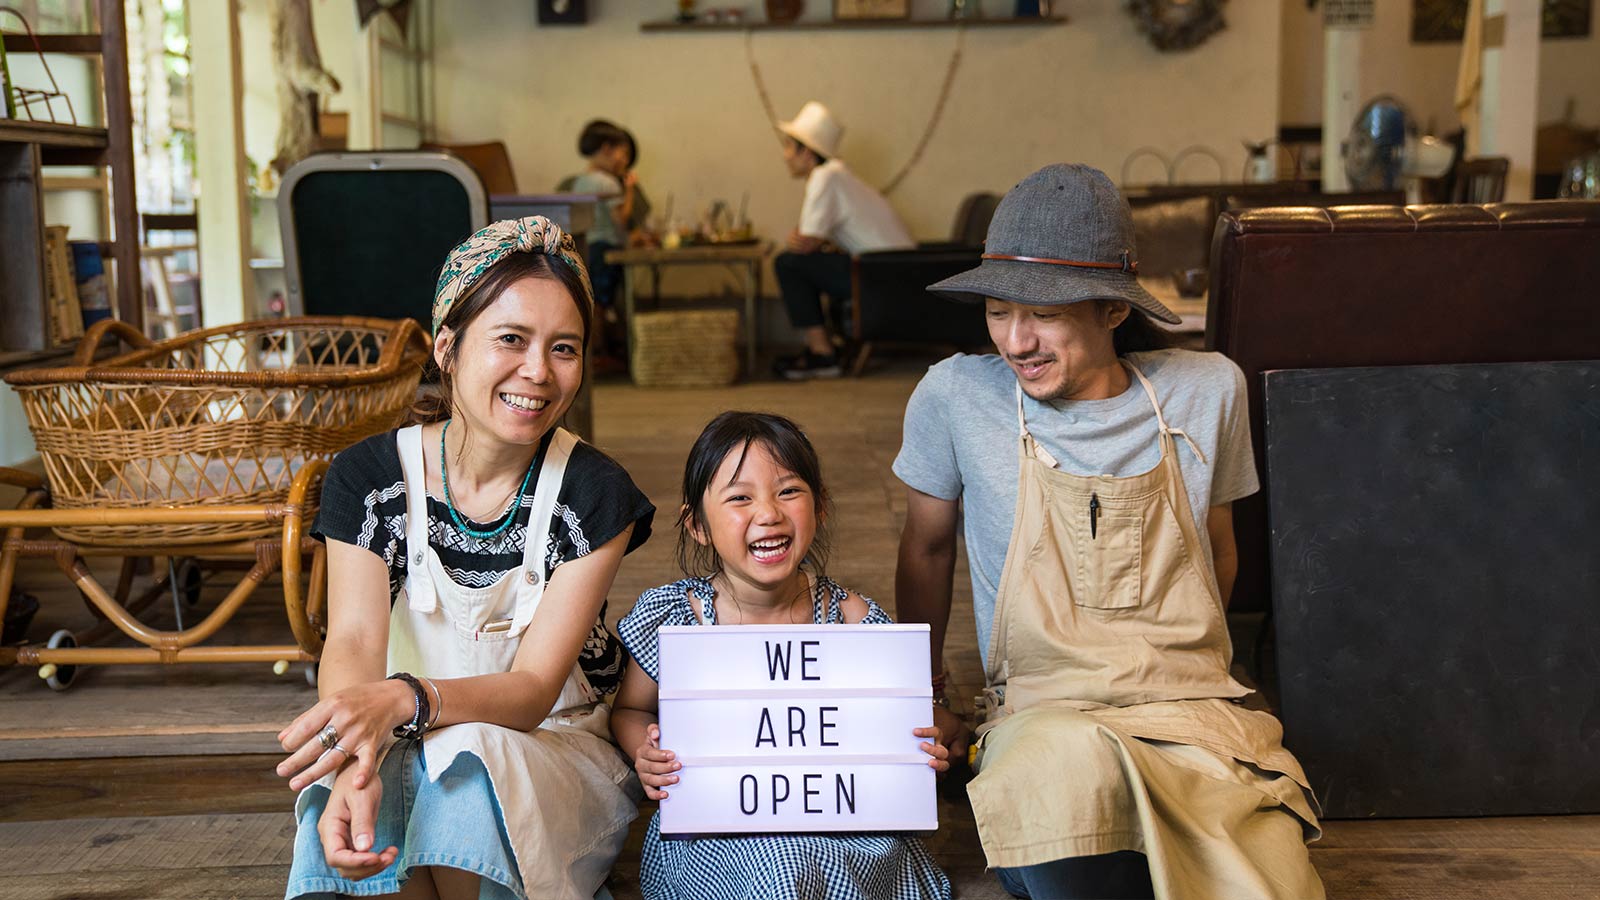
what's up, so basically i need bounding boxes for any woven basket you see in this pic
[4,316,431,546]
[630,308,741,388]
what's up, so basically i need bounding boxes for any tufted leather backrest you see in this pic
[1206,201,1600,614]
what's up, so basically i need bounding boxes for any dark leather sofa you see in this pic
[1206,200,1600,615]
[847,193,1000,374]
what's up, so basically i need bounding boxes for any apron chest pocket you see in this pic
[1077,515,1143,610]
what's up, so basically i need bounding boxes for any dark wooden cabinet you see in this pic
[0,0,140,370]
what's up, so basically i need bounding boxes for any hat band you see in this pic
[982,251,1139,274]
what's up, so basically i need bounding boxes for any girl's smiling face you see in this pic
[435,276,585,448]
[693,440,821,594]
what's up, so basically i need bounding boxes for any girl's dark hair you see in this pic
[623,130,639,168]
[578,119,629,157]
[675,412,832,579]
[1111,305,1176,356]
[413,250,594,424]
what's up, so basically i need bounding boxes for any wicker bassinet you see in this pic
[3,317,430,546]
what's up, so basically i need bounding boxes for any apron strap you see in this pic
[511,427,577,632]
[395,424,437,611]
[1014,382,1061,468]
[1014,380,1029,438]
[1125,361,1208,466]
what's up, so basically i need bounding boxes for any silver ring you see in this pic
[330,742,350,757]
[317,723,339,750]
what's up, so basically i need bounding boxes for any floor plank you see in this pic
[2,866,291,900]
[0,812,295,875]
[0,754,288,822]
[1311,847,1600,899]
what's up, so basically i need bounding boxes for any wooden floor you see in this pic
[2,359,1597,899]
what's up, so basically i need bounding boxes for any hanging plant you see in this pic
[1127,0,1228,53]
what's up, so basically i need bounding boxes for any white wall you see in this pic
[238,0,360,186]
[1280,0,1600,132]
[431,0,1283,245]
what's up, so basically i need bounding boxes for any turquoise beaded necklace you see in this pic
[439,420,538,542]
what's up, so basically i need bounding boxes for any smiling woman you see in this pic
[278,217,656,900]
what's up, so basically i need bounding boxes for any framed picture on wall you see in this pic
[537,0,588,25]
[1413,0,1592,42]
[834,0,910,21]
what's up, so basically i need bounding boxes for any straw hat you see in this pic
[778,101,843,160]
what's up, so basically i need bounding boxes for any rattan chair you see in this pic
[279,152,488,328]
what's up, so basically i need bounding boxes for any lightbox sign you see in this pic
[656,624,937,834]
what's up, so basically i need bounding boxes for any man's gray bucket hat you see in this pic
[928,163,1180,325]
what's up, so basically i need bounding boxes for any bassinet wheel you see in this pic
[43,629,78,691]
[175,558,204,607]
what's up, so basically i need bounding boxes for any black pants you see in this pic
[586,240,622,309]
[996,852,1156,899]
[774,251,852,335]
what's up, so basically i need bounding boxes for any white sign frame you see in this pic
[656,623,938,835]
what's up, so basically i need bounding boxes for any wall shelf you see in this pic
[640,15,1066,32]
[0,1,140,357]
[0,334,117,375]
[2,32,105,54]
[0,120,109,150]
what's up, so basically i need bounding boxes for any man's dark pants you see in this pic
[774,250,853,338]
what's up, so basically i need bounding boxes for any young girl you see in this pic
[613,412,953,900]
[276,216,653,900]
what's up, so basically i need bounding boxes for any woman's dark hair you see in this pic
[1111,305,1176,355]
[578,119,629,158]
[675,412,832,579]
[413,251,595,424]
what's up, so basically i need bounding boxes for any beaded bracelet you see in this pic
[387,672,431,740]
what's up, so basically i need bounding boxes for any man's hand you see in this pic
[786,230,824,254]
[933,703,971,762]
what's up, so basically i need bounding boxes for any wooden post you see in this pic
[1476,0,1540,200]
[99,0,141,326]
[188,0,256,325]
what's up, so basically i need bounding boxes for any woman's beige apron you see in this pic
[388,423,640,899]
[967,364,1324,900]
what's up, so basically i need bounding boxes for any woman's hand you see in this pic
[633,723,681,800]
[277,679,411,791]
[915,725,952,774]
[318,765,397,881]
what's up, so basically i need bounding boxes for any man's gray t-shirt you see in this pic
[892,349,1258,666]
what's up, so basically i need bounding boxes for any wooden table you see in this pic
[604,243,768,374]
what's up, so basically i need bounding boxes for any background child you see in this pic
[613,411,952,900]
[561,119,638,368]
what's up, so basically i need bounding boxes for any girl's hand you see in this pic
[318,766,397,880]
[634,723,681,800]
[277,679,411,792]
[915,726,951,775]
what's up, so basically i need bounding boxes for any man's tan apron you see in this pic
[967,363,1324,900]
